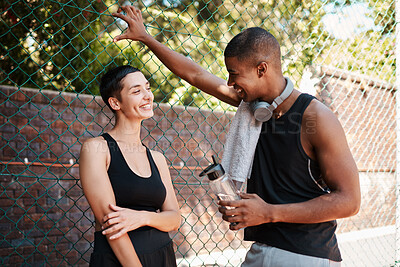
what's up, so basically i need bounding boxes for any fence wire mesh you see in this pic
[0,0,396,266]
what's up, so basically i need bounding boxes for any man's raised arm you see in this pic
[112,5,240,107]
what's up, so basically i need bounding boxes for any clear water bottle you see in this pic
[200,156,240,226]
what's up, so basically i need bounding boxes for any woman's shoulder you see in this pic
[81,136,109,155]
[148,149,172,180]
[149,149,166,162]
[148,149,169,168]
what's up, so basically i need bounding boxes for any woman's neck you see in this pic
[110,116,142,145]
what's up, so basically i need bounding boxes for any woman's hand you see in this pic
[112,5,148,42]
[102,204,147,240]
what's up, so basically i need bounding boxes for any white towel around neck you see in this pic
[221,101,262,183]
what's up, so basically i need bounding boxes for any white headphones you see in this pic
[250,77,294,122]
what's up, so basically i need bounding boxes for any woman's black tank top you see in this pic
[102,133,166,211]
[99,133,171,254]
[244,94,342,261]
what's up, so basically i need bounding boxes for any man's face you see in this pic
[225,56,261,102]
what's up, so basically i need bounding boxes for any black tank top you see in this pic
[102,133,166,211]
[101,133,171,254]
[244,94,342,261]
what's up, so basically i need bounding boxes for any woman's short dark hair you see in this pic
[100,65,141,112]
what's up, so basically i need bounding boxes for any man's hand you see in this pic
[102,204,147,240]
[218,193,274,230]
[112,6,148,42]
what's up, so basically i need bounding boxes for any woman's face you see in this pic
[116,72,154,120]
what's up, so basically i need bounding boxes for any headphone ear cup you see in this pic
[252,101,273,122]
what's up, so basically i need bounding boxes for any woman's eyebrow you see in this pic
[129,81,150,90]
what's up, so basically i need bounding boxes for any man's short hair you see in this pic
[100,65,140,112]
[224,27,281,67]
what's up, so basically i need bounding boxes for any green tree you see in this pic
[316,0,395,82]
[122,0,330,109]
[2,0,362,108]
[0,0,137,94]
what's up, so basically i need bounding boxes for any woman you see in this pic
[79,65,181,267]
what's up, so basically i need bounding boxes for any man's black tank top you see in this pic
[244,94,342,262]
[99,133,171,254]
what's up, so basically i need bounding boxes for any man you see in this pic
[113,6,360,266]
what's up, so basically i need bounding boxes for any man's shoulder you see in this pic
[304,97,336,121]
[303,97,345,146]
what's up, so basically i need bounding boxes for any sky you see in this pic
[321,1,381,40]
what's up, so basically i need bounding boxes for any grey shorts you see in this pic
[241,242,341,267]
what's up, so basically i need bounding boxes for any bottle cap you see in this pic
[199,155,225,181]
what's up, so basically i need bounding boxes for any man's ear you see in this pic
[108,97,121,111]
[257,62,268,77]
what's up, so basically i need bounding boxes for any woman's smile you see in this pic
[139,103,152,111]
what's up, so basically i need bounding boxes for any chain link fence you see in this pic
[0,0,396,266]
